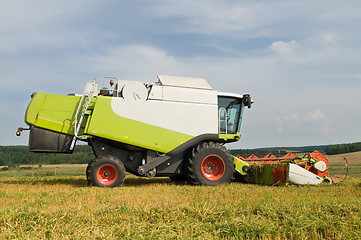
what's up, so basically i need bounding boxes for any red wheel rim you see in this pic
[97,164,118,185]
[201,155,225,181]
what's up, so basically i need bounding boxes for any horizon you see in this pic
[2,141,360,150]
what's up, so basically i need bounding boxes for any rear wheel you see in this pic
[186,142,234,186]
[87,155,126,188]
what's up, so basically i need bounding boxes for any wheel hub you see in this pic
[205,163,215,173]
[201,155,225,181]
[97,164,118,185]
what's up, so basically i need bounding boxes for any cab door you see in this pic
[218,96,244,135]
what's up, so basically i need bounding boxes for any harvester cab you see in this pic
[18,75,253,187]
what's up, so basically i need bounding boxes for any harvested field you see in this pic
[0,153,360,239]
[327,151,361,179]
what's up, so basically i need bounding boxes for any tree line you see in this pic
[325,142,361,155]
[231,145,329,157]
[0,145,94,166]
[232,142,361,157]
[1,142,360,166]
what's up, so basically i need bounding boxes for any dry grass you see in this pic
[0,153,360,239]
[0,164,87,178]
[0,173,360,239]
[327,151,361,165]
[327,151,361,179]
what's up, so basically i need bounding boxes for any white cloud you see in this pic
[0,1,104,53]
[304,109,326,122]
[152,1,258,35]
[320,121,334,135]
[270,40,299,57]
[275,108,336,139]
[277,114,299,134]
[89,45,183,80]
[302,109,334,135]
[320,33,341,46]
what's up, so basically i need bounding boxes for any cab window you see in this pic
[218,96,243,134]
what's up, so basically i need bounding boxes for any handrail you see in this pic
[99,76,120,97]
[218,107,227,134]
[70,81,98,150]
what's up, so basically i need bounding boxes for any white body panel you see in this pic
[157,75,213,90]
[148,85,217,104]
[288,164,323,185]
[111,97,218,136]
[107,75,244,137]
[163,87,216,104]
[217,91,244,99]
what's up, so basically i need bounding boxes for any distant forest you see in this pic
[0,142,360,166]
[231,142,361,157]
[0,145,94,167]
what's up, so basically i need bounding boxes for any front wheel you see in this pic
[186,142,234,186]
[87,155,126,188]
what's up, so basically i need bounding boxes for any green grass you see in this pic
[329,164,361,179]
[0,164,360,239]
[0,164,86,178]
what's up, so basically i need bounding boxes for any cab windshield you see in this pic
[218,96,243,134]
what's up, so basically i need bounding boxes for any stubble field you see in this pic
[0,152,360,239]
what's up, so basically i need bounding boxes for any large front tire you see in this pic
[186,142,234,186]
[87,155,126,188]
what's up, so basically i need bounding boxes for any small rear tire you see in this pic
[186,142,234,186]
[87,155,126,188]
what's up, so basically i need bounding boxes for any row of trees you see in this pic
[325,142,361,155]
[232,142,360,157]
[1,142,360,166]
[231,145,329,157]
[0,145,94,166]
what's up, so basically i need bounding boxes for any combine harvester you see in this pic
[17,75,346,187]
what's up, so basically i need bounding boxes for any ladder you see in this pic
[70,81,98,150]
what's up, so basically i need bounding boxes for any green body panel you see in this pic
[86,97,194,153]
[25,92,46,125]
[26,93,82,135]
[233,156,250,175]
[219,133,241,142]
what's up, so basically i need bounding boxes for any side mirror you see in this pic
[243,94,252,108]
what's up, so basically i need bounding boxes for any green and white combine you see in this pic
[18,75,252,187]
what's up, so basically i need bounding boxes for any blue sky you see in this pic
[1,0,361,149]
